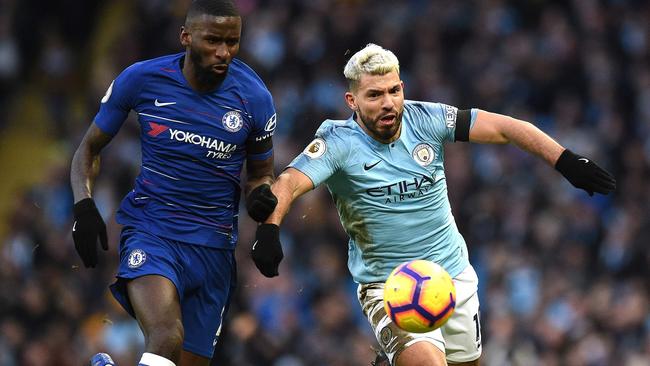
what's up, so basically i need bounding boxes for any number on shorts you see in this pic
[473,312,482,346]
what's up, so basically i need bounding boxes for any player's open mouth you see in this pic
[379,114,396,125]
[212,64,228,73]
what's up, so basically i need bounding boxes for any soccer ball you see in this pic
[383,260,456,333]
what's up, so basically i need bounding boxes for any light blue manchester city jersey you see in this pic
[289,100,477,284]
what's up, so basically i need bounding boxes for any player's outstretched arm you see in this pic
[469,110,616,195]
[70,122,114,268]
[245,156,277,222]
[266,168,314,226]
[251,168,314,277]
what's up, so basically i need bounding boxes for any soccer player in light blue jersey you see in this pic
[251,44,616,366]
[70,1,279,365]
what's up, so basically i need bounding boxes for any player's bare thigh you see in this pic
[395,342,480,366]
[128,276,214,366]
[128,275,184,360]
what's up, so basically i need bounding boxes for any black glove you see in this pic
[251,224,283,277]
[72,198,108,268]
[246,184,278,222]
[555,149,616,196]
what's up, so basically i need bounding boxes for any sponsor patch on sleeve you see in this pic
[304,138,327,159]
[264,113,277,132]
[445,105,458,128]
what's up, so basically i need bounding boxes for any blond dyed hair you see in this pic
[343,43,400,90]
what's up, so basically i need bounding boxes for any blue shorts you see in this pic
[109,226,236,358]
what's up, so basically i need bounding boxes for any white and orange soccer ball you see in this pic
[383,260,456,333]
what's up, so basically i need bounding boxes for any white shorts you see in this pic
[357,264,482,365]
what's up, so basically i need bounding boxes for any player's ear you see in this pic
[344,92,357,111]
[180,26,191,47]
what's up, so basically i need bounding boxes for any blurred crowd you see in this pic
[1,0,649,365]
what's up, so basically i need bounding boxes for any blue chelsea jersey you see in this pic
[94,52,276,248]
[289,101,477,283]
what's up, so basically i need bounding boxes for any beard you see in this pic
[357,109,403,142]
[189,47,224,86]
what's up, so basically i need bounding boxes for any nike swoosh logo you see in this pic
[154,99,176,107]
[252,240,258,251]
[72,221,77,232]
[364,160,381,171]
[578,158,589,163]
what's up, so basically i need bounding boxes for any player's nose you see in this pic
[214,43,229,59]
[381,94,395,110]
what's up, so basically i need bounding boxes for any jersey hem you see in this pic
[115,216,236,249]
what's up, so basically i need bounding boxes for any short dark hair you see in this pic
[186,0,239,23]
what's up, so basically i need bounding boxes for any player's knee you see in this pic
[145,318,184,354]
[395,342,446,366]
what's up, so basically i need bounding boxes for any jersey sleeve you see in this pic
[93,63,145,136]
[287,124,348,187]
[246,88,277,161]
[416,102,478,143]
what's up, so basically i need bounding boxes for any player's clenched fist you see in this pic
[246,184,278,222]
[72,198,108,268]
[555,149,616,196]
[251,224,283,277]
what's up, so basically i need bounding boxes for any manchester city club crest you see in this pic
[380,326,392,346]
[222,111,244,132]
[127,249,147,268]
[412,143,435,166]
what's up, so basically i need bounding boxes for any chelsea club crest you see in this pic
[128,249,147,268]
[222,111,243,132]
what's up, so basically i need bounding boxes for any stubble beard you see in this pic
[189,47,223,87]
[358,109,402,142]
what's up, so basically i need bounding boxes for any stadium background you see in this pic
[1,0,648,365]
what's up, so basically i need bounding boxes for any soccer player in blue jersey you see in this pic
[251,44,616,366]
[70,1,279,365]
